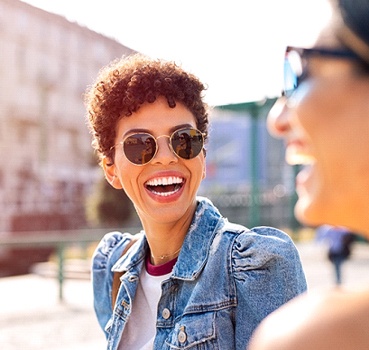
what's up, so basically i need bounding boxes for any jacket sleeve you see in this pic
[231,226,307,349]
[91,231,135,337]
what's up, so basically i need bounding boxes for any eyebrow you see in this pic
[122,123,194,138]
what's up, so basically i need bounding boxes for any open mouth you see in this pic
[145,176,184,197]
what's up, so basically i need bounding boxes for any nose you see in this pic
[151,136,178,165]
[267,97,291,138]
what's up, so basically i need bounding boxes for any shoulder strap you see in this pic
[111,236,139,309]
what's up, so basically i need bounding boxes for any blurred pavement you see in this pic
[1,240,369,349]
[0,274,105,350]
[297,240,369,290]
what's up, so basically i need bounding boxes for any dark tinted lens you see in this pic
[123,134,156,165]
[171,128,203,160]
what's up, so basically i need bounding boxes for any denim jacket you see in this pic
[92,197,307,350]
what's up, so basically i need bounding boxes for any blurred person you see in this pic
[84,54,307,350]
[248,0,369,349]
[317,225,355,285]
[141,137,156,164]
[175,132,193,159]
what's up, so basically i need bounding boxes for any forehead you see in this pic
[115,98,197,138]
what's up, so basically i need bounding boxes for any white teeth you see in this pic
[151,189,179,197]
[146,176,183,187]
[286,152,316,166]
[145,177,184,196]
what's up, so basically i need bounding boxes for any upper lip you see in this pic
[286,138,305,149]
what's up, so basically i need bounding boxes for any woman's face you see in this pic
[104,97,206,226]
[268,45,369,234]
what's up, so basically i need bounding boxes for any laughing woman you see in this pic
[85,54,307,350]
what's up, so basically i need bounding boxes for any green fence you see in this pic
[0,228,140,301]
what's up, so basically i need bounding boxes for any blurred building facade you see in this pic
[0,0,135,232]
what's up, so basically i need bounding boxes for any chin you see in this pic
[294,198,325,228]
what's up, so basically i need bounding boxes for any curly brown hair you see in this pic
[84,53,209,165]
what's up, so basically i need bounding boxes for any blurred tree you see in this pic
[86,177,134,227]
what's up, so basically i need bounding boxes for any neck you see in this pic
[150,245,182,265]
[142,216,194,265]
[137,200,197,265]
[144,220,188,265]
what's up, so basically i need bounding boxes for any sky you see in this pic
[21,0,331,105]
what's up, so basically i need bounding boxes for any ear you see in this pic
[202,164,206,180]
[102,157,123,189]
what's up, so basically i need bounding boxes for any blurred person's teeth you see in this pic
[286,152,315,165]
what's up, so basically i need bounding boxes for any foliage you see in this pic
[86,177,134,227]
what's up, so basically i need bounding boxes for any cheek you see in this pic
[294,86,350,154]
[294,88,326,129]
[113,157,140,192]
[190,156,206,187]
[199,155,206,179]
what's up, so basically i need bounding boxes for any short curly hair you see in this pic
[85,53,209,165]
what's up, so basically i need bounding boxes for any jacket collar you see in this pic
[112,197,224,279]
[111,232,147,273]
[172,197,224,280]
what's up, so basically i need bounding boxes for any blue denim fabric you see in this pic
[92,197,307,350]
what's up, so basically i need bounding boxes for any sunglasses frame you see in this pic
[112,127,206,166]
[283,45,360,97]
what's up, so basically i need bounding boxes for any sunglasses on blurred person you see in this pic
[283,45,364,98]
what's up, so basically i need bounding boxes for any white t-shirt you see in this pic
[118,257,176,350]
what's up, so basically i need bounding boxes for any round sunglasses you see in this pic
[111,127,205,165]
